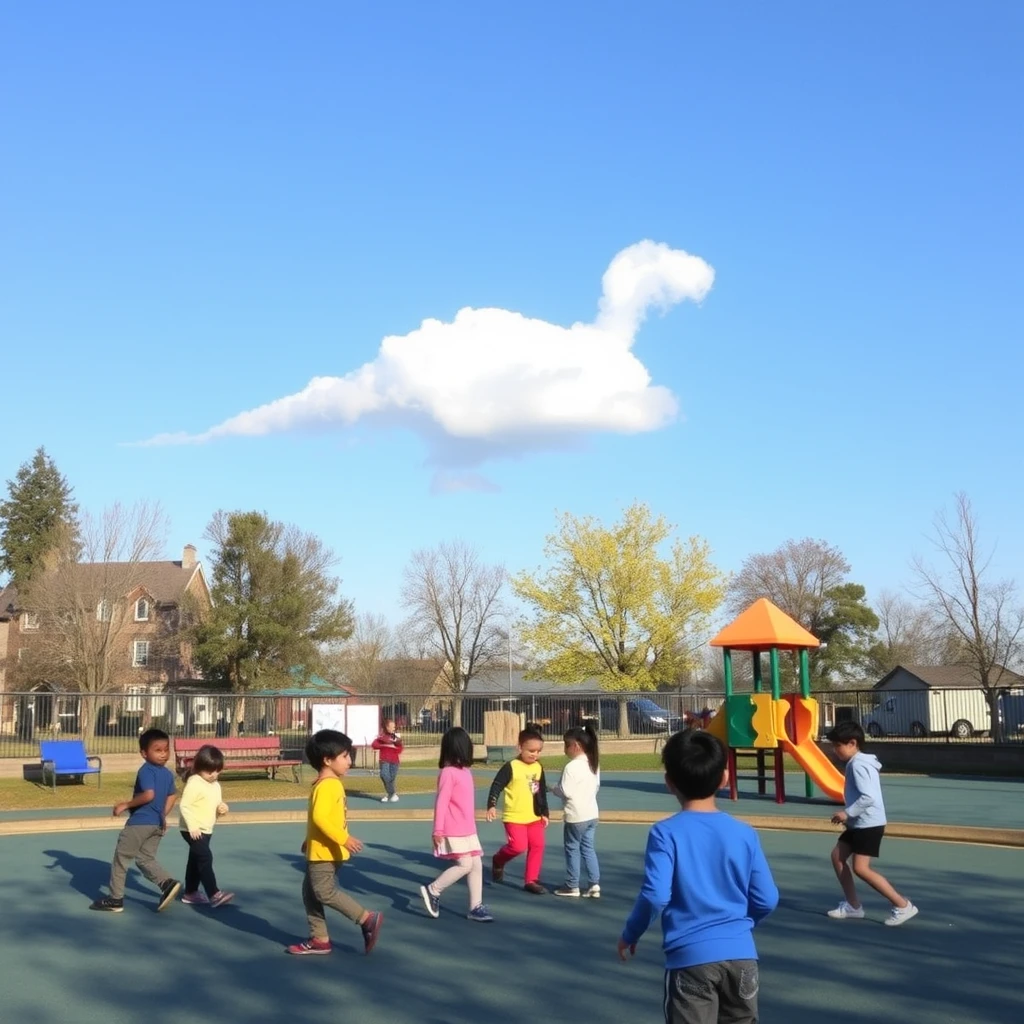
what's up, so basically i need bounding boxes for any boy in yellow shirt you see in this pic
[287,730,384,955]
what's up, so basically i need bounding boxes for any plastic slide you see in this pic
[776,734,845,803]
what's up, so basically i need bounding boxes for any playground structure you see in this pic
[704,598,845,804]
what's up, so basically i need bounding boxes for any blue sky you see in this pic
[3,2,1022,624]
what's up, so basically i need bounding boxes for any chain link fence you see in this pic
[1,686,1022,759]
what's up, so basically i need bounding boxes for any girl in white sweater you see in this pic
[552,724,600,898]
[179,744,233,907]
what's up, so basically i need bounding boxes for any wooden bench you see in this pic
[39,740,103,793]
[174,737,303,783]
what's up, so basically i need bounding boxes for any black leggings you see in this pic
[181,832,219,897]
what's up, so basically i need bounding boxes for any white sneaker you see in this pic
[885,902,919,927]
[582,884,601,899]
[380,796,389,803]
[389,794,399,803]
[827,901,865,919]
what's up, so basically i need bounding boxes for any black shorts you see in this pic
[838,825,885,857]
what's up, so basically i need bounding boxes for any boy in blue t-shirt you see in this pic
[618,729,779,1024]
[90,728,181,913]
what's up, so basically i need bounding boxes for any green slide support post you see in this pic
[800,647,813,798]
[752,651,763,694]
[768,647,781,701]
[723,648,733,698]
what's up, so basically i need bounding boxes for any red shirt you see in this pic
[371,731,403,764]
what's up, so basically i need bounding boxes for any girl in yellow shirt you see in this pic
[486,726,549,894]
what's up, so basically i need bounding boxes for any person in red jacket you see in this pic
[371,719,403,803]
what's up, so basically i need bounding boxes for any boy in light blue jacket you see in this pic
[825,721,918,926]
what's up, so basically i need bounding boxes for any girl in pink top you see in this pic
[419,727,493,923]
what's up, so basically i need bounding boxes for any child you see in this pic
[89,728,181,913]
[371,718,403,803]
[825,721,918,926]
[552,723,601,898]
[178,744,234,908]
[419,726,493,923]
[618,729,778,1024]
[287,729,384,956]
[485,725,549,894]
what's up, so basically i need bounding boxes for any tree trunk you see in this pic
[986,689,1004,744]
[617,695,631,739]
[80,693,98,745]
[452,694,464,728]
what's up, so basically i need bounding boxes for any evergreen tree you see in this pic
[0,447,79,588]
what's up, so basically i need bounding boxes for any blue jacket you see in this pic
[621,810,779,969]
[843,752,887,829]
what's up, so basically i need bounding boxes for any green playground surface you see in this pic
[4,770,1022,831]
[0,820,1020,1024]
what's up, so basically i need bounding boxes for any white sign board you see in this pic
[345,704,381,746]
[310,703,346,735]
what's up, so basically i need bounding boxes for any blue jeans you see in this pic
[379,760,398,797]
[563,819,599,889]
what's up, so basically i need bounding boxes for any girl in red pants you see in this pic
[486,726,549,894]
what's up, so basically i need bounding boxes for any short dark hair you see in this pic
[191,744,225,775]
[519,725,544,746]
[661,728,726,800]
[439,726,474,769]
[305,729,353,769]
[139,728,169,751]
[826,721,865,746]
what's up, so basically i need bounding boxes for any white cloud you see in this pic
[138,240,714,481]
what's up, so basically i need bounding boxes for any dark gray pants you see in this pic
[109,825,171,899]
[664,960,759,1024]
[303,861,367,941]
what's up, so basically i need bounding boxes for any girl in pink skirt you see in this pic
[419,726,493,923]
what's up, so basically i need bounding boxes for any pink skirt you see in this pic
[434,833,483,860]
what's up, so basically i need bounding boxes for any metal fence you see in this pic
[1,685,1022,760]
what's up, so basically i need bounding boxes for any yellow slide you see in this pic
[776,734,845,803]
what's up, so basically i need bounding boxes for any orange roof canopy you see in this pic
[710,598,820,651]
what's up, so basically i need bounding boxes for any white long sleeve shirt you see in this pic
[553,753,600,823]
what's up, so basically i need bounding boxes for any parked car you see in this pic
[593,698,684,734]
[860,689,991,739]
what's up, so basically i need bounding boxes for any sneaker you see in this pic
[885,902,919,927]
[389,794,400,803]
[491,856,504,884]
[523,882,547,895]
[420,884,440,919]
[210,891,235,909]
[286,938,332,956]
[554,887,581,897]
[157,880,182,913]
[827,900,865,919]
[380,796,390,803]
[582,884,602,899]
[467,904,494,922]
[361,910,383,954]
[181,891,209,905]
[89,896,124,913]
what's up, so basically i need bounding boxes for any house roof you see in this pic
[875,664,1024,690]
[0,560,206,610]
[710,598,820,651]
[465,669,607,695]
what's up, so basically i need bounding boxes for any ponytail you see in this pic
[564,723,600,774]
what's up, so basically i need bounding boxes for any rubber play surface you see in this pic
[1,819,1019,1024]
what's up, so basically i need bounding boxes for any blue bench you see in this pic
[39,740,103,793]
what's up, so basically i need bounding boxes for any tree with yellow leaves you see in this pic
[512,503,726,736]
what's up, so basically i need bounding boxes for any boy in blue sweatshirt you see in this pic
[618,729,778,1024]
[825,721,918,926]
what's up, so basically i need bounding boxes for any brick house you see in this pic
[0,545,211,735]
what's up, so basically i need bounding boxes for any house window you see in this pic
[97,600,112,622]
[132,640,150,667]
[21,612,40,631]
[135,598,150,621]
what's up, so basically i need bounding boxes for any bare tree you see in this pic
[913,493,1024,742]
[323,612,394,695]
[866,591,944,675]
[16,502,169,740]
[401,541,506,726]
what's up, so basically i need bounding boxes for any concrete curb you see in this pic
[1,808,1020,847]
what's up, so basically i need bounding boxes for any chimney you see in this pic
[182,544,198,570]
